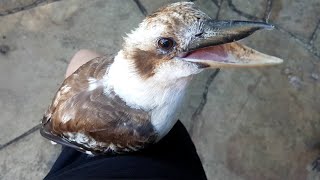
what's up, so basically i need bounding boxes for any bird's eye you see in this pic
[195,32,203,37]
[157,37,175,51]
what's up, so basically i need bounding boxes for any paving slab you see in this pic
[138,1,320,179]
[0,0,143,179]
[0,0,319,180]
[0,0,41,13]
[0,0,60,15]
[217,0,250,21]
[270,0,320,41]
[140,0,219,18]
[225,0,268,20]
[193,0,219,18]
[0,132,61,180]
[0,0,144,145]
[136,1,317,180]
[224,0,320,41]
[192,27,320,180]
[314,28,320,52]
[139,0,182,14]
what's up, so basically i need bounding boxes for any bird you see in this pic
[40,2,283,155]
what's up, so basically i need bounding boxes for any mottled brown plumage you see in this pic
[123,2,208,78]
[40,2,282,155]
[41,56,157,154]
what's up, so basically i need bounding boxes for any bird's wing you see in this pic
[41,55,157,154]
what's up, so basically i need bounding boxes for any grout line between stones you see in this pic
[189,69,220,136]
[0,124,41,151]
[263,0,273,22]
[225,0,320,59]
[275,25,320,59]
[0,0,60,16]
[210,0,221,7]
[215,0,223,20]
[309,19,320,45]
[132,0,148,17]
[227,0,259,20]
[133,0,198,18]
[211,0,223,20]
[231,75,263,124]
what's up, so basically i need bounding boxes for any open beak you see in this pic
[181,20,283,68]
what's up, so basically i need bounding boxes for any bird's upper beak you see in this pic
[180,20,283,68]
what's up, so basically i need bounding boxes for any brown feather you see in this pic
[41,55,157,154]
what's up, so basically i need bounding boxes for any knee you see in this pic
[65,49,101,78]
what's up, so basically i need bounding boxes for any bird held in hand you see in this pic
[40,2,283,155]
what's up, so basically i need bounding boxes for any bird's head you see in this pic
[121,2,282,81]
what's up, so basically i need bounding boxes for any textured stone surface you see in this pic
[194,0,219,18]
[0,132,61,180]
[0,0,143,145]
[0,0,59,16]
[0,0,36,12]
[179,70,215,131]
[314,28,320,52]
[192,29,320,180]
[218,0,250,21]
[226,0,268,20]
[139,0,181,14]
[218,0,320,43]
[140,0,219,18]
[270,0,320,40]
[0,0,319,180]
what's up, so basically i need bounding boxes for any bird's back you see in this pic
[41,55,157,155]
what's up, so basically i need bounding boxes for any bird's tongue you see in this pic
[183,42,283,67]
[185,45,230,63]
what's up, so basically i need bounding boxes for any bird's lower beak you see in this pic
[181,20,283,68]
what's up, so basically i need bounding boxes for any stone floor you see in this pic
[0,0,319,179]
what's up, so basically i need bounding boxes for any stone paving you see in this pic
[0,0,319,179]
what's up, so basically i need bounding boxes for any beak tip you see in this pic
[265,24,275,30]
[268,56,284,65]
[256,22,274,30]
[277,59,284,64]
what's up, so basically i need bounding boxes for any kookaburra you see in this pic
[40,2,282,155]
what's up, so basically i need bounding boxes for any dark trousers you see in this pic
[44,121,207,180]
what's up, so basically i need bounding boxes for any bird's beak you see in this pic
[181,20,283,68]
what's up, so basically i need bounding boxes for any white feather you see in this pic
[61,113,73,124]
[100,3,207,139]
[103,51,202,139]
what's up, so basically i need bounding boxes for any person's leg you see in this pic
[65,50,101,78]
[45,50,207,179]
[45,121,206,180]
[46,49,102,175]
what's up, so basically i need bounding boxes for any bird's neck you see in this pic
[103,51,192,139]
[104,51,191,110]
